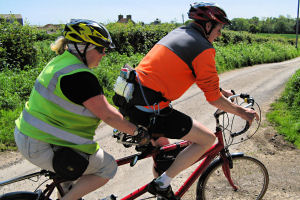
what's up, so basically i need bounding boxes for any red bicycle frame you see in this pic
[115,127,237,200]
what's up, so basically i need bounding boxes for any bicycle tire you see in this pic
[197,154,269,200]
[0,191,39,200]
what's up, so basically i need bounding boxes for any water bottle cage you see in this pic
[113,64,136,102]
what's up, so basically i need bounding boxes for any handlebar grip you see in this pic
[240,93,250,99]
[230,121,250,137]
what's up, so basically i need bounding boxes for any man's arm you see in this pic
[209,95,259,125]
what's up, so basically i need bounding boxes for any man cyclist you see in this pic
[113,2,259,200]
[14,19,148,200]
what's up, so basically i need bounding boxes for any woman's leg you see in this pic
[15,129,117,200]
[151,137,170,177]
[61,175,109,200]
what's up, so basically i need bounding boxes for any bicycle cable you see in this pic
[33,177,51,193]
[220,98,262,146]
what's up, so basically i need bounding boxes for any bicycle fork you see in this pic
[221,150,238,191]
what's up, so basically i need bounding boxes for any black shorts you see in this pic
[121,106,193,139]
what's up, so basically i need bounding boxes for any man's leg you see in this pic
[163,119,216,178]
[148,119,216,199]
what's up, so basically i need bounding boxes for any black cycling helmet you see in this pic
[63,19,115,49]
[188,2,231,25]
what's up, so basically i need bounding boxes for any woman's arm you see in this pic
[83,94,137,136]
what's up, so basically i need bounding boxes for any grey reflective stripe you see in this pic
[35,80,95,117]
[35,63,96,118]
[48,64,89,91]
[22,110,95,145]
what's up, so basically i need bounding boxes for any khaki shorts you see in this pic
[14,128,117,179]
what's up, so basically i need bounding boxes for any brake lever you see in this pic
[130,144,156,167]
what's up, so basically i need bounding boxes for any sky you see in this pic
[0,0,299,26]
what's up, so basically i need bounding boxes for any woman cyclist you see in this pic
[14,19,148,200]
[113,2,259,200]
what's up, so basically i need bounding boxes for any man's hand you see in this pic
[209,94,260,126]
[241,107,260,126]
[220,88,234,98]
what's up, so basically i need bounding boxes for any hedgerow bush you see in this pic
[106,23,290,55]
[0,20,38,70]
[267,69,300,148]
[215,41,300,72]
[94,52,145,101]
[280,69,300,113]
[0,68,41,111]
[216,30,290,45]
[106,22,177,55]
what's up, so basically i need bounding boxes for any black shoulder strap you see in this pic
[188,64,196,78]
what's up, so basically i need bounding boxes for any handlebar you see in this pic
[214,93,255,138]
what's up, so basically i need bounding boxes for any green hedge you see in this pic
[267,69,300,148]
[216,30,290,45]
[107,22,177,55]
[215,41,300,72]
[0,21,293,71]
[0,21,38,70]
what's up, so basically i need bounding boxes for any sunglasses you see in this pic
[95,47,105,54]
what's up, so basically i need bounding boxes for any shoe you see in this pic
[148,179,177,200]
[156,195,166,200]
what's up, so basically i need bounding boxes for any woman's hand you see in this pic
[134,127,150,146]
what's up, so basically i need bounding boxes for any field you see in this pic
[259,33,298,40]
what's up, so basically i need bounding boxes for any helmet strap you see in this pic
[207,21,217,35]
[195,21,217,41]
[74,43,90,66]
[194,21,209,39]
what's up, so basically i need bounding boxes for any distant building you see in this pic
[42,24,62,34]
[151,18,161,25]
[117,15,135,24]
[0,14,23,25]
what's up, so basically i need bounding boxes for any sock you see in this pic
[155,172,172,188]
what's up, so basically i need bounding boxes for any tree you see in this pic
[229,16,297,34]
[250,24,260,33]
[261,17,275,33]
[274,16,290,33]
[230,18,250,31]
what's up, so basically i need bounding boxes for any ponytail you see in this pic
[50,36,68,55]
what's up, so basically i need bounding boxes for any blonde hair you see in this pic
[50,36,69,55]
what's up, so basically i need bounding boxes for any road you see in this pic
[1,57,300,199]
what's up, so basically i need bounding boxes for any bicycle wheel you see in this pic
[197,155,269,200]
[0,191,42,200]
[171,162,200,200]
